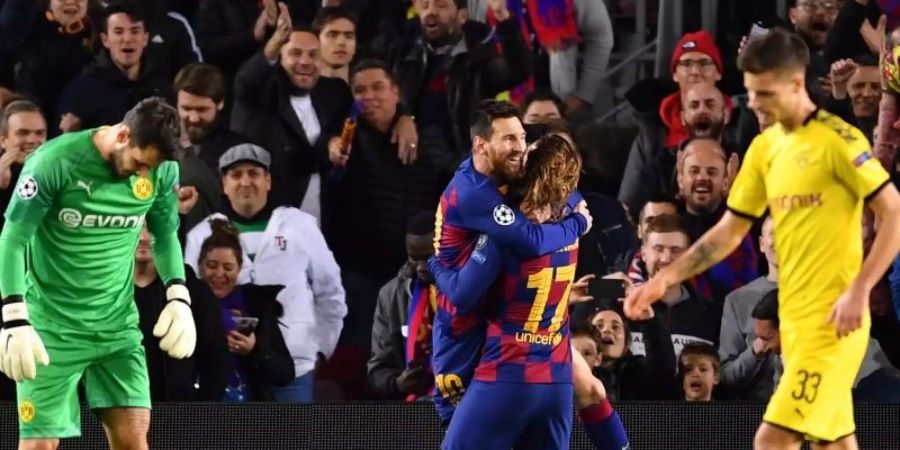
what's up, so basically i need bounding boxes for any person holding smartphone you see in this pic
[197,219,295,402]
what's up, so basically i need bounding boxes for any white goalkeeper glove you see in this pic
[0,298,50,382]
[152,284,197,359]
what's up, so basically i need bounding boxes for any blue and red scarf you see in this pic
[488,0,534,104]
[405,279,437,401]
[528,0,579,51]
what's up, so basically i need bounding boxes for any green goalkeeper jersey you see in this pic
[3,129,181,331]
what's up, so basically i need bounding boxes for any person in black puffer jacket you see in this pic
[391,0,531,160]
[57,1,171,132]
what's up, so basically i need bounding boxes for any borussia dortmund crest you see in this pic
[19,400,35,423]
[133,176,153,200]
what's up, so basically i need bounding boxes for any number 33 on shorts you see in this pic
[791,369,822,404]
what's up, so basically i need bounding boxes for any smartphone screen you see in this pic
[590,279,627,300]
[232,316,259,335]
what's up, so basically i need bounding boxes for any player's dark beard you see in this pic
[109,145,128,179]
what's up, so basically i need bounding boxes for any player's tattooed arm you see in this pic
[670,240,720,283]
[660,212,753,288]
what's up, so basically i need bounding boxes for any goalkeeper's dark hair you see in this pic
[122,97,180,161]
[470,100,521,141]
[200,219,244,267]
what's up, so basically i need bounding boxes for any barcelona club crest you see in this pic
[133,176,153,200]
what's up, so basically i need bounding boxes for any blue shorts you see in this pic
[442,380,574,450]
[431,312,485,426]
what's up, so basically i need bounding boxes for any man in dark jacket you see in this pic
[393,0,531,162]
[641,214,720,352]
[231,7,352,214]
[57,1,171,132]
[367,214,436,400]
[326,59,448,282]
[173,63,251,232]
[675,139,759,304]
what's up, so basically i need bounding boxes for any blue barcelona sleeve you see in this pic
[428,236,502,314]
[457,186,586,257]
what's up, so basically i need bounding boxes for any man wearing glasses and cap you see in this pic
[183,143,348,403]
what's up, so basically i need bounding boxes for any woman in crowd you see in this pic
[197,219,295,401]
[591,306,676,400]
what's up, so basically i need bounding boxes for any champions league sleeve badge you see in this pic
[492,204,515,226]
[17,176,38,200]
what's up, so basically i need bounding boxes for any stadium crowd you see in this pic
[1,0,900,407]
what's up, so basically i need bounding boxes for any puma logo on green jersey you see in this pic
[58,208,145,228]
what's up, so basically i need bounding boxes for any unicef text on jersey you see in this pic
[58,208,146,228]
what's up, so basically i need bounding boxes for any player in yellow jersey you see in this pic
[625,28,900,450]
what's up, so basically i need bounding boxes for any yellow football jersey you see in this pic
[727,109,890,327]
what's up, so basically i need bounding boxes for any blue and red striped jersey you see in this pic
[476,241,578,384]
[430,191,584,387]
[431,232,579,385]
[429,158,585,422]
[432,158,586,269]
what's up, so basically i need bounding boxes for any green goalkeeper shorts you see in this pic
[15,323,151,439]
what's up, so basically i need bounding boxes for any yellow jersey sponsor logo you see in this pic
[19,400,35,423]
[770,193,823,211]
[515,331,563,346]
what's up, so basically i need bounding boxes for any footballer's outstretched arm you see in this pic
[458,188,587,257]
[428,239,502,314]
[624,212,753,318]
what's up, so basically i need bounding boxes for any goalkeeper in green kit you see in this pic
[0,98,196,450]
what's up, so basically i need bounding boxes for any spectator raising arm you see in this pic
[482,0,532,95]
